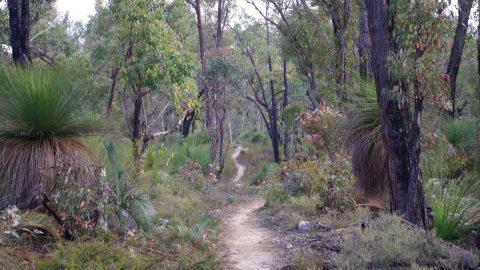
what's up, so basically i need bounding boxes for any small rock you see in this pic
[313,221,333,231]
[297,220,311,232]
[286,244,293,250]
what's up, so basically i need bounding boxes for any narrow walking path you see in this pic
[221,147,284,270]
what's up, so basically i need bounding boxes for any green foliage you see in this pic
[0,66,103,139]
[0,66,104,208]
[103,139,155,231]
[426,176,480,240]
[110,0,196,103]
[146,133,211,175]
[343,80,388,195]
[335,214,465,269]
[36,241,155,270]
[441,119,476,150]
[263,158,355,224]
[238,130,270,145]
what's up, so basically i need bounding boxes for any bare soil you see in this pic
[220,147,286,270]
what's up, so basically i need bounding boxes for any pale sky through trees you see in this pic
[56,0,261,24]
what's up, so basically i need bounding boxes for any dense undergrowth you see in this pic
[0,130,225,269]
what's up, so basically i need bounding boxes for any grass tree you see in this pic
[0,67,104,208]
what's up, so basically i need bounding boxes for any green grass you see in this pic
[36,241,156,270]
[426,176,480,240]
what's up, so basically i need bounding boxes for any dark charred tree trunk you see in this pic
[366,0,426,228]
[106,67,120,114]
[267,18,281,164]
[358,0,371,79]
[282,59,291,161]
[7,0,31,67]
[446,0,474,117]
[132,93,143,165]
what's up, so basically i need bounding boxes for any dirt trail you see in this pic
[222,147,284,270]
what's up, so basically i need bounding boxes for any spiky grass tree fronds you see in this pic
[343,80,389,196]
[426,176,480,240]
[441,119,476,150]
[103,139,155,231]
[0,67,104,208]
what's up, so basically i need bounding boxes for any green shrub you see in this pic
[37,241,155,270]
[442,119,476,150]
[263,157,355,225]
[426,176,480,240]
[249,161,274,185]
[147,139,211,175]
[335,214,468,269]
[238,130,269,144]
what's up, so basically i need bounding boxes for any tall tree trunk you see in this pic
[215,0,224,50]
[334,26,347,99]
[132,93,143,165]
[7,0,31,66]
[266,4,280,164]
[329,0,350,101]
[282,59,291,161]
[366,0,425,228]
[358,0,371,79]
[447,0,475,117]
[106,67,119,114]
[182,0,206,137]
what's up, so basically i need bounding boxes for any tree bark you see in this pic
[106,67,119,114]
[282,59,291,161]
[215,0,224,50]
[132,93,143,165]
[326,0,350,101]
[7,0,31,66]
[366,0,425,228]
[446,0,475,117]
[357,0,372,79]
[181,0,206,137]
[266,17,281,164]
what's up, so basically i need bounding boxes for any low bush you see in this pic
[335,214,475,269]
[36,240,155,270]
[262,157,355,225]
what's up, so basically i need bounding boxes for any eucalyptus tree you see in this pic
[366,0,447,227]
[235,21,283,163]
[108,0,196,165]
[248,0,331,109]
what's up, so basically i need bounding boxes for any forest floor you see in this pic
[219,147,287,270]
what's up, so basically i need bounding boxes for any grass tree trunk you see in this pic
[366,0,426,228]
[447,0,475,117]
[7,0,31,67]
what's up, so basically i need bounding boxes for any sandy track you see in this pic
[222,147,283,270]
